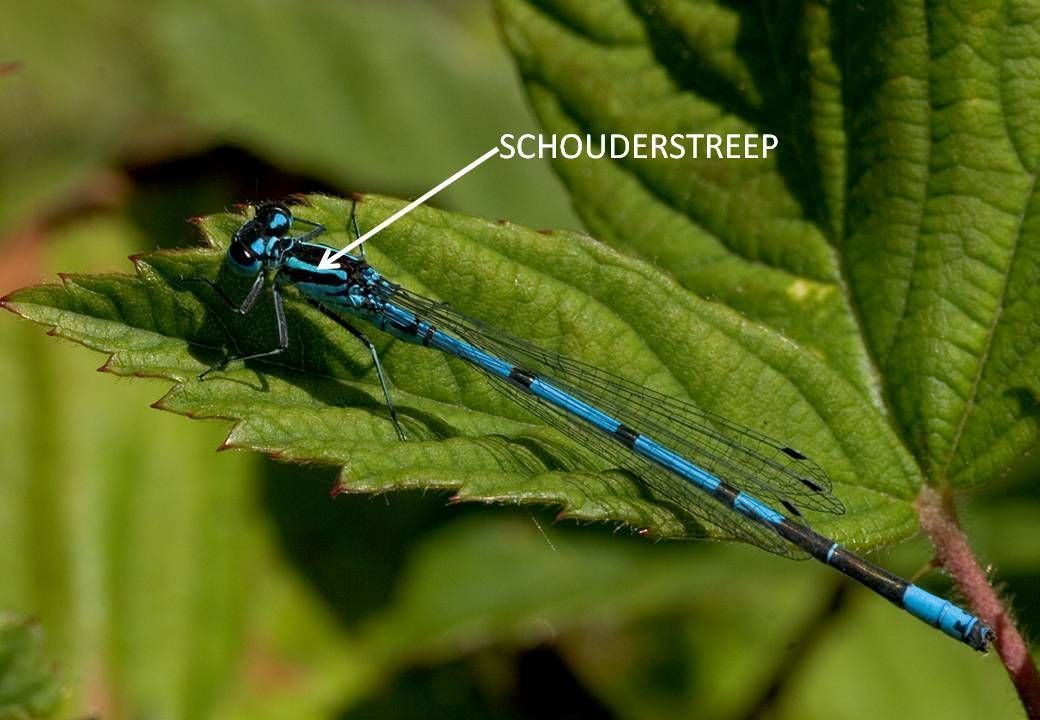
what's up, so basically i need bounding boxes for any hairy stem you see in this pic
[916,485,1040,719]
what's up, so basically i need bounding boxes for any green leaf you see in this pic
[5,194,918,548]
[496,0,869,393]
[0,614,61,720]
[496,0,1040,489]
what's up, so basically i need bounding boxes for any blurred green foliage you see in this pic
[0,1,1037,720]
[0,614,61,719]
[0,0,578,235]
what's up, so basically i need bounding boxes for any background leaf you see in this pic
[496,0,871,395]
[496,0,1040,491]
[0,0,578,236]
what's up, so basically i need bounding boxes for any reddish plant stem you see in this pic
[916,485,1040,719]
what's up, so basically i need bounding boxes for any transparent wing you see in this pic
[481,372,805,557]
[373,283,843,554]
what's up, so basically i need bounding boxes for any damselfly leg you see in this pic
[291,217,328,244]
[197,274,289,380]
[348,198,365,260]
[306,299,406,441]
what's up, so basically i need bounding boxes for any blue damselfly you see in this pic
[190,200,992,652]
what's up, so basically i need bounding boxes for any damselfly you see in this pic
[191,200,992,652]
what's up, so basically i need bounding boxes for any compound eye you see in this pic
[228,241,256,268]
[257,204,291,235]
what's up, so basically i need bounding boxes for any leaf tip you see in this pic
[329,482,347,499]
[128,254,154,274]
[55,272,81,291]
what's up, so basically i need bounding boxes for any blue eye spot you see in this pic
[268,212,289,234]
[257,204,292,236]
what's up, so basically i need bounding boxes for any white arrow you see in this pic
[318,146,501,270]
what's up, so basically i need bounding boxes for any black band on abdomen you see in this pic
[827,546,908,604]
[712,482,740,505]
[613,424,639,448]
[509,367,536,387]
[776,520,908,604]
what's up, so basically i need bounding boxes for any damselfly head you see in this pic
[226,203,294,275]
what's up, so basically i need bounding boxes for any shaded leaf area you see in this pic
[6,195,919,548]
[0,615,61,719]
[497,0,1040,488]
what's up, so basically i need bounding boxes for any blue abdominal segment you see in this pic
[903,585,991,651]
